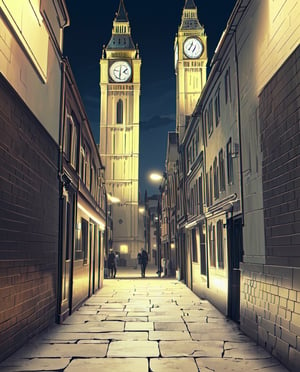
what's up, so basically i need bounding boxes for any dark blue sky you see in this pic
[63,0,236,196]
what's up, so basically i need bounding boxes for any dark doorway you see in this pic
[227,216,243,322]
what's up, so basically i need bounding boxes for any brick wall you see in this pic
[240,46,300,371]
[240,263,300,371]
[0,75,59,361]
[260,45,300,267]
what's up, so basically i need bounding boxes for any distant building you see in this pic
[57,59,106,322]
[99,0,142,265]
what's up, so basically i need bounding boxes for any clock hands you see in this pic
[113,65,129,81]
[188,41,197,53]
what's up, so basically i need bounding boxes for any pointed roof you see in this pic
[116,0,128,22]
[180,0,203,31]
[106,0,135,50]
[185,0,197,9]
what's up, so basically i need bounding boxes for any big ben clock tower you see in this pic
[175,0,207,143]
[100,0,141,264]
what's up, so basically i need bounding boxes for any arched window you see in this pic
[117,99,123,124]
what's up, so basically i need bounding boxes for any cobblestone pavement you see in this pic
[0,266,289,371]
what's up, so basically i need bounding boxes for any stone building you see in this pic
[167,0,300,370]
[99,0,142,265]
[0,0,69,359]
[0,0,107,360]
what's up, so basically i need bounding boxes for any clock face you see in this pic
[183,37,203,59]
[109,61,132,82]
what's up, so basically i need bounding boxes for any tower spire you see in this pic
[116,0,128,22]
[184,0,197,9]
[180,0,202,31]
[106,0,135,50]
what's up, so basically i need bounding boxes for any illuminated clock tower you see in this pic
[100,0,141,264]
[175,0,207,143]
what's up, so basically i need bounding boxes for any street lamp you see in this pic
[149,172,163,183]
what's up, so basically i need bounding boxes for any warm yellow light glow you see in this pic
[171,243,175,249]
[107,194,120,204]
[139,207,145,213]
[153,244,157,248]
[149,172,163,182]
[77,202,105,230]
[120,245,128,254]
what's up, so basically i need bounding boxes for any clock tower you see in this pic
[175,0,207,143]
[100,0,141,264]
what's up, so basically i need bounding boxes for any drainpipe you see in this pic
[56,59,67,323]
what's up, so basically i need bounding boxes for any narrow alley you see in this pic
[0,266,289,372]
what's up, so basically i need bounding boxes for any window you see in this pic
[192,229,198,263]
[206,172,209,206]
[227,138,234,184]
[225,68,232,104]
[217,220,224,269]
[198,176,203,214]
[71,124,78,169]
[200,224,206,275]
[80,147,85,181]
[219,149,225,192]
[213,157,219,200]
[208,101,213,136]
[82,219,88,265]
[214,89,220,126]
[117,99,123,124]
[209,166,213,206]
[65,118,72,161]
[209,224,216,267]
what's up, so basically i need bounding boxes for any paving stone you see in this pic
[0,358,70,371]
[191,331,249,342]
[0,273,290,372]
[10,344,108,358]
[107,341,159,357]
[43,331,148,341]
[186,321,236,333]
[125,321,154,331]
[196,357,288,371]
[223,342,272,359]
[154,321,186,330]
[63,314,107,324]
[54,321,124,333]
[65,358,148,372]
[150,357,199,371]
[159,340,223,357]
[149,330,191,340]
[106,315,148,322]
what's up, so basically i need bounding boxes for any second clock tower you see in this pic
[175,0,207,143]
[100,0,141,264]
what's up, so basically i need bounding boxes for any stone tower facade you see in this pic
[100,0,141,264]
[175,0,208,143]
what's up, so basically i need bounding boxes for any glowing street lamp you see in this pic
[107,194,120,204]
[149,172,163,182]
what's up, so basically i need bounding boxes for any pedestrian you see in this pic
[140,248,148,278]
[108,249,116,278]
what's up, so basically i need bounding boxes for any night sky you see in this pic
[63,0,237,196]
